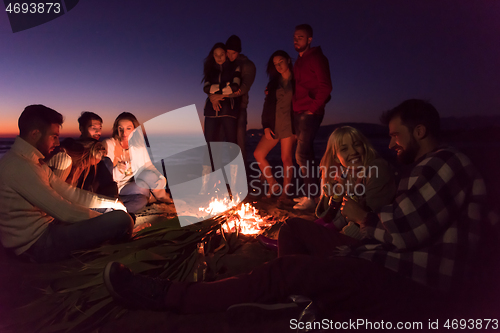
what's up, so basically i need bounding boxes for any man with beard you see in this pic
[103,99,488,320]
[292,24,333,210]
[78,111,103,140]
[47,111,118,197]
[0,105,133,263]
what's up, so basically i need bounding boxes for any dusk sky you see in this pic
[1,0,499,137]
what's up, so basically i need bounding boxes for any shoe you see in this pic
[293,198,315,210]
[103,262,171,310]
[293,196,308,203]
[256,235,278,251]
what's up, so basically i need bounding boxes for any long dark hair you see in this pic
[266,50,293,81]
[111,112,140,140]
[202,42,226,83]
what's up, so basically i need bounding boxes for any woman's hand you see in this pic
[341,196,368,225]
[264,128,275,140]
[116,160,128,172]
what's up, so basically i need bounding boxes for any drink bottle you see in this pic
[193,242,207,282]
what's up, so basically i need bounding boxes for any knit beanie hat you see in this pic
[225,35,241,53]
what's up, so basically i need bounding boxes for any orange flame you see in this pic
[199,197,272,235]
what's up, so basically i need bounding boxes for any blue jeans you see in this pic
[204,116,238,168]
[119,180,150,213]
[23,210,133,263]
[120,169,167,213]
[294,112,324,197]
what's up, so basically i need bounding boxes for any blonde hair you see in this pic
[66,140,106,187]
[319,126,378,185]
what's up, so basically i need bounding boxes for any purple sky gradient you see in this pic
[1,0,499,137]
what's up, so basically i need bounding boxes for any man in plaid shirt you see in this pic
[340,99,486,291]
[103,99,489,317]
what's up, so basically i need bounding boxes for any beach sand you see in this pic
[1,123,499,332]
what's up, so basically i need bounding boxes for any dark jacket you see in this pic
[261,78,295,133]
[234,54,256,109]
[293,46,332,114]
[203,61,241,118]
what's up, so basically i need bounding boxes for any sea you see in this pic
[2,124,499,204]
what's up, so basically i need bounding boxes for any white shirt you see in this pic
[0,137,118,254]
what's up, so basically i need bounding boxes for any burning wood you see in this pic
[199,197,273,235]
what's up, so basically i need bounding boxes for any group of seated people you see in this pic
[46,111,173,215]
[0,99,495,320]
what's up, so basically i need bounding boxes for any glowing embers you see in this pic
[199,197,272,235]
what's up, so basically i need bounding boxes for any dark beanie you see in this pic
[225,35,241,53]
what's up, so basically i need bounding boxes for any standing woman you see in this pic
[203,42,241,144]
[103,112,172,213]
[253,50,295,200]
[200,42,241,193]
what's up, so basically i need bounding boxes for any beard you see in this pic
[294,43,309,53]
[396,137,420,165]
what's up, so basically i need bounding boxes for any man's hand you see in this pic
[340,197,367,225]
[234,89,242,96]
[209,94,225,112]
[264,128,275,140]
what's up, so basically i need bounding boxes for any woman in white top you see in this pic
[103,112,172,213]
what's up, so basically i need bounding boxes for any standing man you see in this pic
[0,105,132,263]
[211,35,256,166]
[292,24,332,210]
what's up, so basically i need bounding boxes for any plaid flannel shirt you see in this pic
[343,146,487,291]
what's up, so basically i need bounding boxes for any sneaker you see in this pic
[103,262,171,310]
[256,234,278,251]
[293,198,316,210]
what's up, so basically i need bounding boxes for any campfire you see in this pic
[199,196,273,235]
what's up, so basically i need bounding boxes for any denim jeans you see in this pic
[23,210,133,263]
[204,116,238,144]
[293,112,324,197]
[119,179,150,213]
[203,116,238,168]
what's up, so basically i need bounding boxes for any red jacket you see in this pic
[293,46,332,114]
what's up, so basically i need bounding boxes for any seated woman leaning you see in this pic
[47,138,118,198]
[315,126,397,239]
[103,112,173,213]
[258,125,397,251]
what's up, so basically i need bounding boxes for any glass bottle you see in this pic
[193,242,207,282]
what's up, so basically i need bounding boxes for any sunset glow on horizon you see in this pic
[1,1,499,140]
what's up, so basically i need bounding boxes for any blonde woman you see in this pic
[47,138,117,198]
[315,126,396,238]
[258,126,396,250]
